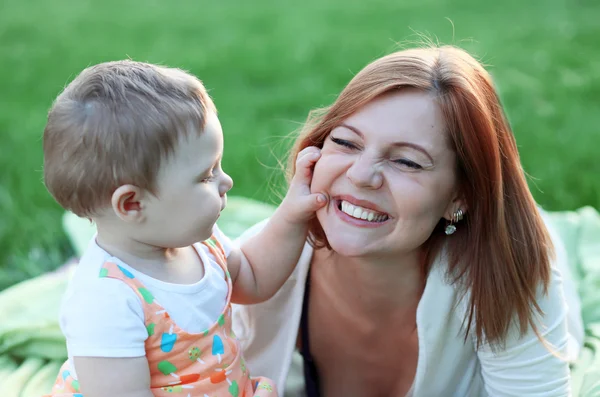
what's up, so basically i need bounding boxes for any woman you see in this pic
[232,45,584,396]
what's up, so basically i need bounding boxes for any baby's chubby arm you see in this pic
[227,147,326,304]
[73,356,153,397]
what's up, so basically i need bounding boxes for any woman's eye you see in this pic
[330,137,357,149]
[393,159,423,170]
[330,136,422,170]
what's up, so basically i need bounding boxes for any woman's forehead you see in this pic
[341,90,450,150]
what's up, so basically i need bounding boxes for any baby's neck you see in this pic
[96,228,170,261]
[95,224,202,284]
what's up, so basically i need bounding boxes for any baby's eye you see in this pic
[200,172,215,183]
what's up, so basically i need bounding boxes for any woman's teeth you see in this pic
[340,200,388,222]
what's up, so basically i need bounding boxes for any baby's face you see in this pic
[140,111,233,248]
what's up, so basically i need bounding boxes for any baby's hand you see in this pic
[279,146,327,224]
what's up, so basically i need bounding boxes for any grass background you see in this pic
[1,0,599,290]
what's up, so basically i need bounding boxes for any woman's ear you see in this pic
[443,195,467,221]
[111,185,146,222]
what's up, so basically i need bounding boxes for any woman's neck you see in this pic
[313,248,425,316]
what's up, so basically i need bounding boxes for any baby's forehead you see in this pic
[160,127,221,171]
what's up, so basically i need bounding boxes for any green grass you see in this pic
[1,0,599,289]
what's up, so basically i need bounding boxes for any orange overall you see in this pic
[44,236,277,397]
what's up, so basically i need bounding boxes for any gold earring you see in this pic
[445,208,464,235]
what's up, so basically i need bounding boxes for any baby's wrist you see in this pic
[275,199,309,226]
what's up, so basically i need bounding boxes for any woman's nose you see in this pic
[346,154,383,189]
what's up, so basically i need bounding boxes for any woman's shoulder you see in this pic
[430,208,582,349]
[420,252,468,325]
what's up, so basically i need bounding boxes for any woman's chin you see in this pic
[325,233,375,258]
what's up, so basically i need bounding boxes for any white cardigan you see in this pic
[232,215,583,397]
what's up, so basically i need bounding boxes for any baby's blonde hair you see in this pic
[43,60,216,217]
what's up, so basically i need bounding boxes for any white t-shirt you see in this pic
[59,225,233,379]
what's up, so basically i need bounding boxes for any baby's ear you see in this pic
[111,185,146,222]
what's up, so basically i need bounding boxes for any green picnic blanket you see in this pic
[0,197,598,396]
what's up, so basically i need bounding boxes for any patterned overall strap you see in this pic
[202,235,228,274]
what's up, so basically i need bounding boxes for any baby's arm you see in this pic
[59,276,152,396]
[74,356,153,397]
[228,147,326,304]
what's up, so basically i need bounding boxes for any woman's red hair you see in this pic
[288,45,553,348]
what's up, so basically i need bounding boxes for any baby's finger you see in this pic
[295,146,320,166]
[297,146,321,159]
[295,148,321,178]
[293,159,319,186]
[296,193,328,216]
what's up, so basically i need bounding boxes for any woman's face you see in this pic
[311,89,463,258]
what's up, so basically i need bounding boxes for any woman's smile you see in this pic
[330,195,391,228]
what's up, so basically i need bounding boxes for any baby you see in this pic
[41,60,325,397]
